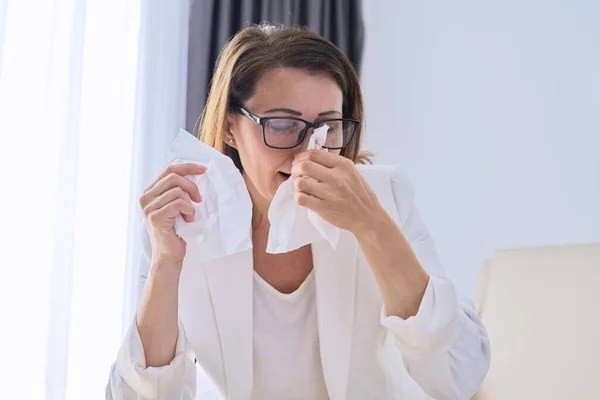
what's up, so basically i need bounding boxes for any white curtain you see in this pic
[0,0,190,398]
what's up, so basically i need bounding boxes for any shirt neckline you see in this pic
[253,269,315,300]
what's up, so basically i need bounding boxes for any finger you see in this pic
[291,158,334,182]
[293,176,329,200]
[143,187,193,217]
[181,205,196,223]
[294,150,345,169]
[294,191,324,211]
[142,172,202,207]
[145,163,206,193]
[148,198,196,226]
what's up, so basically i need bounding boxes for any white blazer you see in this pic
[107,165,491,400]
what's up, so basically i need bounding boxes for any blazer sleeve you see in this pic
[105,224,197,400]
[380,168,491,400]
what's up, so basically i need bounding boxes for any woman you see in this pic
[107,24,490,400]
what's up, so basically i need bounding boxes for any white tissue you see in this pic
[308,123,328,150]
[266,125,341,253]
[166,128,341,260]
[166,129,252,261]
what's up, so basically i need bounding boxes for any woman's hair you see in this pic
[199,23,371,171]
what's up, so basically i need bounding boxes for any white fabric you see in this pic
[109,320,196,400]
[122,1,192,332]
[250,270,329,400]
[107,165,491,400]
[0,1,190,398]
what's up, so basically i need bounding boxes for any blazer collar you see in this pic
[313,232,359,400]
[204,249,254,400]
[202,233,358,400]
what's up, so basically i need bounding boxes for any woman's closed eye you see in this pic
[267,119,298,133]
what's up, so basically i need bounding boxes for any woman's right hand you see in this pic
[139,163,206,265]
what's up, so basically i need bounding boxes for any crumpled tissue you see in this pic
[166,127,340,261]
[266,124,340,253]
[166,129,252,261]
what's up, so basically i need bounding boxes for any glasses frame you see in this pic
[234,106,360,150]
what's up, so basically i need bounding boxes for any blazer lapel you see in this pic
[313,232,358,400]
[203,249,254,400]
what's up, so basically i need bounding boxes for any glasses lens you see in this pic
[264,118,306,148]
[321,120,357,149]
[263,118,358,149]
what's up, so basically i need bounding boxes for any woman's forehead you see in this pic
[247,67,343,115]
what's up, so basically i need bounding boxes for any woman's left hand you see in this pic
[291,150,385,234]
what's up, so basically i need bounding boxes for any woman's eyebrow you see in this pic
[264,108,302,116]
[263,108,342,117]
[317,110,342,117]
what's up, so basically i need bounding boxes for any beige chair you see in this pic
[472,243,600,400]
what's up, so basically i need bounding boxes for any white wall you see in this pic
[361,1,600,296]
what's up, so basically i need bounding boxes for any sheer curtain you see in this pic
[0,1,190,398]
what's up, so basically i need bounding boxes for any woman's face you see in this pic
[227,67,344,209]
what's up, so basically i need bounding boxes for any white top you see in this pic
[250,270,329,400]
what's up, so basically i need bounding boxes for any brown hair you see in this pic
[199,23,371,171]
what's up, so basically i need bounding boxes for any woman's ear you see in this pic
[224,111,237,148]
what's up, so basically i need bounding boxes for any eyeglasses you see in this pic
[234,106,360,150]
